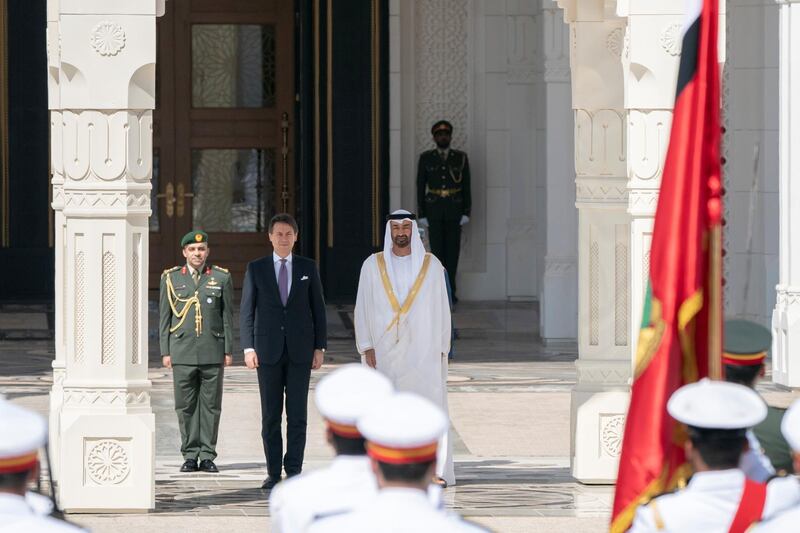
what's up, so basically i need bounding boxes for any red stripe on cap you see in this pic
[367,442,438,464]
[0,452,37,474]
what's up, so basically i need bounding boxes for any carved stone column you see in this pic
[50,0,161,511]
[559,0,631,483]
[47,0,66,483]
[620,0,725,345]
[539,1,577,344]
[772,0,800,386]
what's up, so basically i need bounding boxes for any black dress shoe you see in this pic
[261,475,281,490]
[198,459,218,473]
[180,459,198,472]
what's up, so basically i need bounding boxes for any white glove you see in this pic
[418,217,429,227]
[460,215,470,226]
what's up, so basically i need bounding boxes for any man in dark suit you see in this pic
[240,213,327,490]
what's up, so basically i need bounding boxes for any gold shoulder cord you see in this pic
[449,152,466,184]
[165,273,203,336]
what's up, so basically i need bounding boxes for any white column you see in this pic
[47,0,65,483]
[560,0,631,483]
[619,3,683,342]
[50,0,162,511]
[540,1,577,344]
[772,0,800,386]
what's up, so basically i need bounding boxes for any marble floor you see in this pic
[0,301,609,532]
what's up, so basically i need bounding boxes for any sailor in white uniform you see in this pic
[269,364,393,532]
[308,392,486,533]
[0,399,85,532]
[750,399,800,532]
[630,379,800,533]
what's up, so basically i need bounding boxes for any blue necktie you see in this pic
[278,259,289,306]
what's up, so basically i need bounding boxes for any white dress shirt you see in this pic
[0,493,84,532]
[630,469,800,532]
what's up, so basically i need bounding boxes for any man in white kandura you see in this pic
[269,364,393,533]
[354,209,454,487]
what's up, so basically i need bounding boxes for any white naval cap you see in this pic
[781,399,800,452]
[0,398,46,473]
[667,378,767,430]
[315,364,394,438]
[358,392,447,464]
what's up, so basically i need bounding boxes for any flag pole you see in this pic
[708,223,722,379]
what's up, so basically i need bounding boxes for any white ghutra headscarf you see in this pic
[382,209,427,293]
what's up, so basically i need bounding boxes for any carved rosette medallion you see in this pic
[601,415,625,458]
[659,24,683,57]
[86,440,130,485]
[90,21,126,57]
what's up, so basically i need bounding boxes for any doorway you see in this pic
[150,0,295,289]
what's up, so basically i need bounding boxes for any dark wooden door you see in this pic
[151,0,295,289]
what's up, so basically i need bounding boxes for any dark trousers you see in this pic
[429,218,461,296]
[172,363,225,461]
[256,344,311,477]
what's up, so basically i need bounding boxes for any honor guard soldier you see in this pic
[723,319,793,480]
[160,230,234,474]
[270,365,394,533]
[630,379,800,533]
[722,320,792,481]
[750,399,800,531]
[417,120,471,302]
[309,392,487,533]
[0,399,84,532]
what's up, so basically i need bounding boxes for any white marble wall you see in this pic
[391,0,547,302]
[725,0,779,327]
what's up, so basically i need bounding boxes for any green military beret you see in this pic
[180,230,208,247]
[722,319,771,366]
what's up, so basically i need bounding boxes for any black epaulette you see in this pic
[162,266,180,277]
[211,265,229,273]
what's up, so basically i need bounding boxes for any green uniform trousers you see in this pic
[428,217,461,296]
[172,363,224,461]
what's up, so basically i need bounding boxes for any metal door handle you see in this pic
[176,183,194,217]
[155,182,176,218]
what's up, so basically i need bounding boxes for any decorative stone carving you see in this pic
[60,111,152,182]
[600,415,625,457]
[101,251,116,365]
[659,24,683,57]
[575,180,628,203]
[90,21,126,57]
[628,190,659,214]
[64,389,150,407]
[74,250,86,364]
[628,110,671,182]
[63,191,150,210]
[574,109,626,177]
[86,440,130,485]
[606,28,623,58]
[414,0,469,154]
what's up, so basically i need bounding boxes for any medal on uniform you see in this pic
[207,297,213,304]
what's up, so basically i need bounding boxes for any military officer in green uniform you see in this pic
[160,230,234,473]
[723,318,794,476]
[417,120,471,302]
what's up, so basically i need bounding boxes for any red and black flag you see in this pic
[610,0,723,530]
